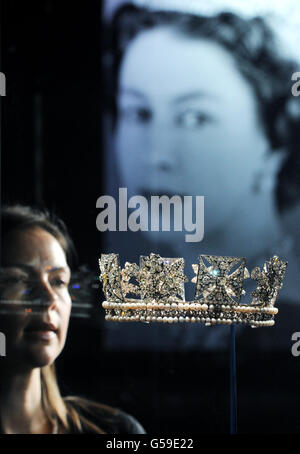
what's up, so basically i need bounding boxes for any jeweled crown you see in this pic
[99,253,287,328]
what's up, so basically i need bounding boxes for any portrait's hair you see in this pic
[104,3,300,212]
[0,204,116,433]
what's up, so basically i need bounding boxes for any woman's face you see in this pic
[0,227,72,369]
[115,27,273,238]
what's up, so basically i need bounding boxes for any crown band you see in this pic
[99,253,287,328]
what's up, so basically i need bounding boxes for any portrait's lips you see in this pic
[24,321,58,341]
[140,189,186,199]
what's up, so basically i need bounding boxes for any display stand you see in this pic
[230,325,237,434]
[100,252,287,435]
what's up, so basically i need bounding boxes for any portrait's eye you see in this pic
[0,272,35,300]
[118,105,152,124]
[175,109,213,129]
[0,269,31,288]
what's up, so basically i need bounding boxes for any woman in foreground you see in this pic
[0,204,145,434]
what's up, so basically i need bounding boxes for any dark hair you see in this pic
[0,204,77,268]
[105,3,300,212]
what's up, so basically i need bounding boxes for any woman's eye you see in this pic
[119,106,152,124]
[51,278,67,287]
[175,109,213,129]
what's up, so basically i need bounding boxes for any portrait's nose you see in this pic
[148,122,176,172]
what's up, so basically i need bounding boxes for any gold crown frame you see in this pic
[99,253,287,328]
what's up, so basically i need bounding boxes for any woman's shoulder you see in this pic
[63,396,146,434]
[116,408,146,434]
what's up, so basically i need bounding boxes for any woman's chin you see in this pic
[22,344,61,369]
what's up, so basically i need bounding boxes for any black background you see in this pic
[1,0,300,434]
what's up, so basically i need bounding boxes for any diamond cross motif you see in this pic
[139,253,187,301]
[194,255,247,305]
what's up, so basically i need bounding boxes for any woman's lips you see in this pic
[24,322,58,341]
[24,330,57,341]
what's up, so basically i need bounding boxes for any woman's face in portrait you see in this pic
[115,26,274,239]
[0,227,72,369]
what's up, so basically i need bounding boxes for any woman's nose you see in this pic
[31,279,58,310]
